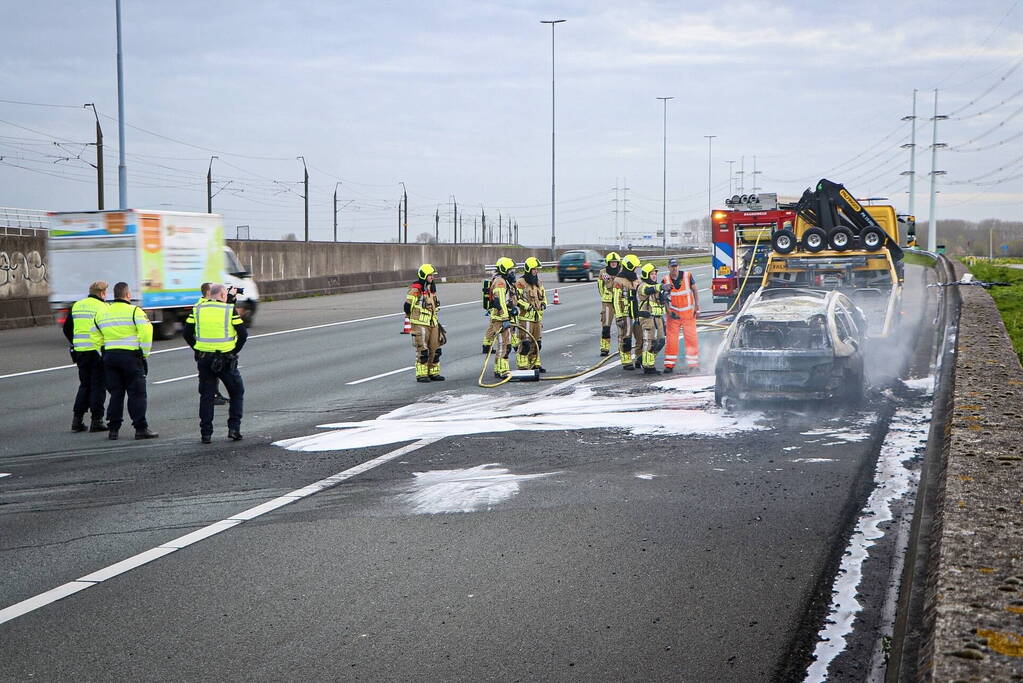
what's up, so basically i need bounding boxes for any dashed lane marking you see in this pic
[0,473,10,478]
[153,373,199,385]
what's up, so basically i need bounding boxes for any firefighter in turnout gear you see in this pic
[662,258,700,374]
[612,254,642,369]
[95,281,157,440]
[483,257,518,378]
[636,263,668,374]
[597,252,621,356]
[405,264,445,382]
[63,280,109,433]
[515,256,548,371]
[184,283,249,443]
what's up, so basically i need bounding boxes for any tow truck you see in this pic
[711,193,795,309]
[760,179,904,339]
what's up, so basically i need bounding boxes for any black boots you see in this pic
[89,418,108,432]
[135,428,159,440]
[71,416,87,432]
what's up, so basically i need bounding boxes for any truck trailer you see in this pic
[48,210,258,339]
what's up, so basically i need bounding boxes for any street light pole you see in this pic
[333,181,341,242]
[541,18,565,262]
[115,0,127,208]
[656,96,673,255]
[84,104,103,210]
[399,181,408,243]
[704,135,716,246]
[207,155,218,214]
[297,156,308,241]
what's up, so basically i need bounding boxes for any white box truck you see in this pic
[48,210,259,339]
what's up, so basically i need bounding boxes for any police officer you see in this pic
[63,280,109,432]
[184,283,247,443]
[483,257,517,378]
[636,263,668,374]
[515,256,548,371]
[405,264,445,382]
[96,282,157,440]
[195,282,229,405]
[597,252,621,356]
[612,254,642,369]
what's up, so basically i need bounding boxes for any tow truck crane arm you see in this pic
[795,179,904,260]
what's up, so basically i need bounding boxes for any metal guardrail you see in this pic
[0,207,51,233]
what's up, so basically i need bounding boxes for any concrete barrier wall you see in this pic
[0,229,50,329]
[225,240,686,300]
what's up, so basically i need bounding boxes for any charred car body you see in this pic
[714,288,867,405]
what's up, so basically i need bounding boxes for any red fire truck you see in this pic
[711,194,795,308]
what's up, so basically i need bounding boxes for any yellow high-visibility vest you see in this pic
[188,300,242,352]
[70,296,108,352]
[96,300,153,357]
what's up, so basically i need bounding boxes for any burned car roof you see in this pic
[736,295,829,323]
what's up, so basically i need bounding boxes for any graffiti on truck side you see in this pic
[0,250,48,298]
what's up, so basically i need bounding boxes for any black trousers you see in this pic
[104,351,148,431]
[197,355,244,436]
[72,350,106,419]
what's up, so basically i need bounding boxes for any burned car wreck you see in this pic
[714,288,867,405]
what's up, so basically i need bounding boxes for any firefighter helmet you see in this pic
[496,257,516,274]
[418,263,436,280]
[605,251,621,264]
[640,263,658,280]
[622,254,641,270]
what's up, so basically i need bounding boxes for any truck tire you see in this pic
[802,227,828,253]
[860,226,885,251]
[772,228,797,254]
[829,227,854,251]
[152,320,176,341]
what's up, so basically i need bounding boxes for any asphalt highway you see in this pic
[0,264,938,681]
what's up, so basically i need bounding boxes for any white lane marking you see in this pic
[346,367,414,385]
[344,323,577,386]
[0,282,606,382]
[0,473,10,478]
[0,437,438,626]
[0,340,629,625]
[153,373,198,385]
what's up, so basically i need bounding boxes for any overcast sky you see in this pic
[4,0,1023,244]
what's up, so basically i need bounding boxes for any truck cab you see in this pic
[711,194,795,308]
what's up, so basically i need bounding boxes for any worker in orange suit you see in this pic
[662,258,700,374]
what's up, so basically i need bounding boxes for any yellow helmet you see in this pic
[605,251,621,263]
[496,257,516,274]
[418,263,436,279]
[640,263,658,279]
[622,254,641,270]
[524,256,542,271]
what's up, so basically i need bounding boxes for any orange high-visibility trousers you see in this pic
[664,312,699,369]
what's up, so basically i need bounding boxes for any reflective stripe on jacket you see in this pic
[488,276,511,321]
[637,281,666,316]
[669,271,695,314]
[187,300,241,352]
[70,296,108,351]
[612,274,637,318]
[405,283,439,326]
[96,300,154,356]
[597,269,616,303]
[516,279,546,322]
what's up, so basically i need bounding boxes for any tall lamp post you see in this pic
[541,18,565,262]
[297,156,308,241]
[84,104,104,209]
[206,155,218,214]
[704,135,716,246]
[656,96,673,254]
[115,0,127,208]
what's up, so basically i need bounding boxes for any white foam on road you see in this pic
[790,458,836,463]
[404,464,557,514]
[803,403,931,681]
[634,473,658,480]
[275,382,764,453]
[799,426,871,442]
[902,376,935,395]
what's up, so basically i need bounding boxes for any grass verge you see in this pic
[965,260,1023,365]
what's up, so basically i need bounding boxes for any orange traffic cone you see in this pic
[401,317,412,334]
[552,289,560,305]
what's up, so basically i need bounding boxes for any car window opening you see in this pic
[736,315,830,350]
